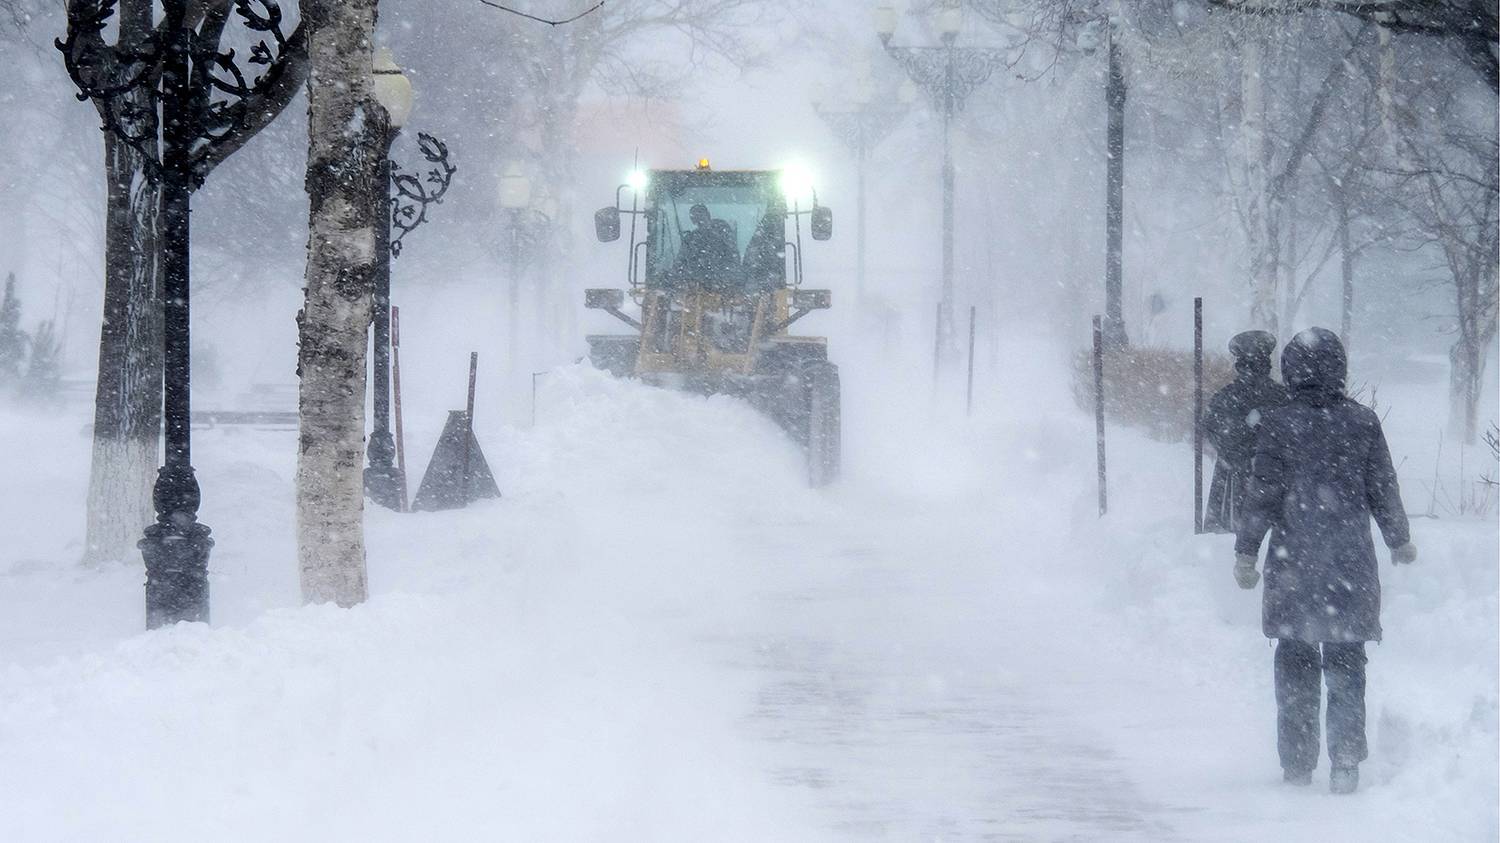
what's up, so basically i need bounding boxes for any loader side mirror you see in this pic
[594,206,621,242]
[810,205,833,241]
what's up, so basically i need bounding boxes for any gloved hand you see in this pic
[1392,543,1418,565]
[1234,553,1260,590]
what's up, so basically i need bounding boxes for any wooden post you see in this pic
[462,352,478,494]
[392,306,409,513]
[1193,297,1204,534]
[966,305,977,416]
[1093,316,1107,517]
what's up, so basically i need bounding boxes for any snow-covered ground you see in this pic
[0,334,1494,841]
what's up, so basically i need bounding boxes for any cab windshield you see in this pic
[647,174,785,292]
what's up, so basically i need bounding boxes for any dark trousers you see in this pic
[1275,639,1368,772]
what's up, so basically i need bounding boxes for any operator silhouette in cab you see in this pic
[674,203,740,289]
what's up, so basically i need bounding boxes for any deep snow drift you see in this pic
[0,337,1494,841]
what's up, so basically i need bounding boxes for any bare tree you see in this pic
[66,0,164,567]
[1207,0,1496,437]
[296,0,382,606]
[1381,54,1497,442]
[475,0,776,347]
[1210,0,1497,91]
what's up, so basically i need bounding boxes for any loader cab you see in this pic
[643,169,788,294]
[595,165,829,292]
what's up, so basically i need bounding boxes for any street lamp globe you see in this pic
[372,48,414,130]
[937,5,962,41]
[851,57,875,105]
[873,2,898,41]
[897,79,919,104]
[499,163,532,210]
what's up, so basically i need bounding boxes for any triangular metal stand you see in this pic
[410,410,501,512]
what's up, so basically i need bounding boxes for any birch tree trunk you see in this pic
[296,0,380,606]
[1448,261,1495,444]
[81,0,162,567]
[1239,34,1279,334]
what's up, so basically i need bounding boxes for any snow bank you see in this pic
[0,373,817,841]
[0,340,1493,841]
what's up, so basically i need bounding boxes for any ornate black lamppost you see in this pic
[498,163,553,365]
[365,48,454,511]
[813,60,911,305]
[874,1,1009,359]
[59,0,301,627]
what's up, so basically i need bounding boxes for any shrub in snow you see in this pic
[20,320,61,404]
[1072,345,1234,441]
[0,272,26,386]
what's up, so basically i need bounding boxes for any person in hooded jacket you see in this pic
[1235,327,1416,795]
[1203,331,1289,533]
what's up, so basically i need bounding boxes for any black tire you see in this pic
[804,361,841,487]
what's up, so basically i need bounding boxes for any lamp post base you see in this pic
[140,518,213,628]
[363,464,406,511]
[364,429,404,511]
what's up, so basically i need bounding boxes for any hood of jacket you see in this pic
[1281,327,1346,406]
[1229,330,1277,377]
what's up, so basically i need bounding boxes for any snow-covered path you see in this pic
[0,349,1494,841]
[720,519,1174,840]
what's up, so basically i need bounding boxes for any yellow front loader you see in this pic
[585,163,841,486]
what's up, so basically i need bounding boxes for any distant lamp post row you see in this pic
[365,48,456,512]
[874,1,1009,359]
[812,59,913,303]
[498,163,555,364]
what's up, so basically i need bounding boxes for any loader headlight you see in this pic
[780,163,816,203]
[626,169,649,191]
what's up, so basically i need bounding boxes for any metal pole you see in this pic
[365,123,400,510]
[508,208,522,367]
[391,305,409,513]
[1338,192,1353,351]
[932,300,942,391]
[462,352,478,499]
[856,129,868,306]
[939,45,956,363]
[1094,315,1107,517]
[1103,23,1129,350]
[966,305,976,416]
[141,1,212,628]
[531,370,542,427]
[1194,297,1204,534]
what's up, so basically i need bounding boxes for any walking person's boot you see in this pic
[1330,764,1359,795]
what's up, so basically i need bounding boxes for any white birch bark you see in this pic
[296,0,381,607]
[1238,34,1279,333]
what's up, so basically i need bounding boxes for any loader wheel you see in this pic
[804,361,841,488]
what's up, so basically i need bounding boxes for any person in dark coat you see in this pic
[1234,327,1417,794]
[1203,331,1289,533]
[673,204,740,286]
